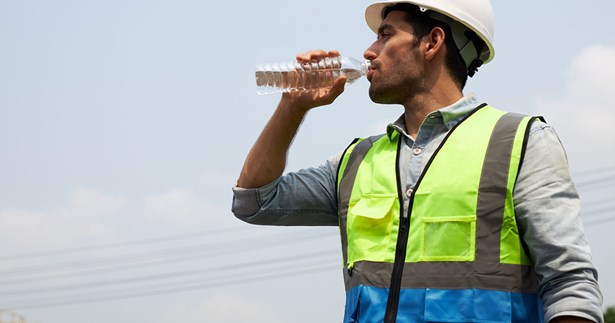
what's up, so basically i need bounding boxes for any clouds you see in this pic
[566,46,615,100]
[0,186,234,256]
[533,45,615,170]
[0,188,123,253]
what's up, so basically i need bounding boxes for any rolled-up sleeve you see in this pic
[514,122,603,322]
[231,155,341,226]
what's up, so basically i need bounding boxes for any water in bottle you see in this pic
[255,56,370,95]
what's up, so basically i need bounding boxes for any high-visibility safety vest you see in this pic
[336,105,545,323]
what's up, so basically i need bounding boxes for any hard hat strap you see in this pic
[428,11,484,76]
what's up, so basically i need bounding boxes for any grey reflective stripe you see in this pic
[344,261,392,291]
[476,113,525,264]
[338,134,385,268]
[346,260,537,293]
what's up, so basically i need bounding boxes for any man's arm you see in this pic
[514,122,603,323]
[237,49,347,188]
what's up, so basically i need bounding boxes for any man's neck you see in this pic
[402,87,463,138]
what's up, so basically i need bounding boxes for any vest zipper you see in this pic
[384,193,413,323]
[384,138,410,323]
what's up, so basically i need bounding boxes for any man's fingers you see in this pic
[296,49,340,63]
[327,50,341,58]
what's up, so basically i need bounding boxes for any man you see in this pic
[232,0,603,322]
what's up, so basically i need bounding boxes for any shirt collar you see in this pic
[386,94,481,140]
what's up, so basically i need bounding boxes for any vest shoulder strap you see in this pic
[336,134,386,198]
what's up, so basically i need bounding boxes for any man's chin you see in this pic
[368,87,383,103]
[369,88,398,105]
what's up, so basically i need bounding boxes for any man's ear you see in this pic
[424,26,446,62]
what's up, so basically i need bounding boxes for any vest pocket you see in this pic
[419,216,476,261]
[347,195,397,263]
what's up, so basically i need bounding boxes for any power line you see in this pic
[575,173,615,190]
[583,203,615,218]
[0,249,340,298]
[0,230,332,277]
[582,199,615,227]
[0,226,341,310]
[0,226,252,261]
[0,230,335,284]
[572,166,615,178]
[3,263,340,310]
[584,215,615,227]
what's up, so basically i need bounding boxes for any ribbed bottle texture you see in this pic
[255,56,370,95]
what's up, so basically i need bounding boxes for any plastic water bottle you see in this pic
[255,56,370,95]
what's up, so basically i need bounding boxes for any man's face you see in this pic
[364,10,425,104]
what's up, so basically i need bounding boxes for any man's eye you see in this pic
[378,33,390,40]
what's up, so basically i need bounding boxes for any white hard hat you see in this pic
[365,0,495,75]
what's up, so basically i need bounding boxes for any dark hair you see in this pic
[383,3,468,89]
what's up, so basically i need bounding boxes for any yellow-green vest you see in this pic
[336,105,543,323]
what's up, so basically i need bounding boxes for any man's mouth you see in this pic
[367,64,377,81]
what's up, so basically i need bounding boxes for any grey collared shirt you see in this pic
[232,95,603,322]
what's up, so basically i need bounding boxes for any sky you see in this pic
[1,0,614,322]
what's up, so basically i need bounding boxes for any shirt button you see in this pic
[413,147,422,155]
[406,188,414,198]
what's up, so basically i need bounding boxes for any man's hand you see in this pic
[280,49,347,112]
[236,49,346,189]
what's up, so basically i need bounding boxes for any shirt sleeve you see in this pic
[231,152,343,226]
[513,121,604,323]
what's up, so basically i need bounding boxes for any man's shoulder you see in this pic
[487,105,553,135]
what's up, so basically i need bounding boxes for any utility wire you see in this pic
[584,214,615,227]
[575,173,615,189]
[583,203,615,218]
[0,230,333,279]
[0,226,335,261]
[3,263,340,310]
[0,250,340,297]
[0,226,252,261]
[0,229,341,310]
[572,166,615,178]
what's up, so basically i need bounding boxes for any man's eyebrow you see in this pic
[377,23,394,34]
